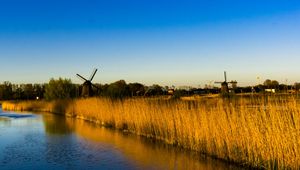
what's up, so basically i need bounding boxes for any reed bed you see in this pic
[3,96,300,169]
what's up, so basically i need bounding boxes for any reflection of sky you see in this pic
[0,113,136,170]
[0,116,43,167]
[0,0,300,86]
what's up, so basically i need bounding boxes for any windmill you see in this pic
[215,71,237,94]
[76,68,99,97]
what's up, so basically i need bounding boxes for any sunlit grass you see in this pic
[3,96,300,169]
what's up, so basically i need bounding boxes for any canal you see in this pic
[0,107,243,170]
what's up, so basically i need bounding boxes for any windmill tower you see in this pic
[215,71,237,94]
[76,68,99,97]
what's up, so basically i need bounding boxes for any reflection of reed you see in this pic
[66,117,235,170]
[0,117,11,124]
[42,114,79,170]
[3,96,300,169]
[43,114,73,135]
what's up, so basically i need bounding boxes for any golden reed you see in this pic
[3,96,300,169]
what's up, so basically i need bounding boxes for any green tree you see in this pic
[172,89,188,99]
[23,84,34,99]
[144,84,164,96]
[106,80,130,99]
[271,80,279,89]
[33,84,45,99]
[263,79,272,88]
[44,78,76,100]
[0,81,13,100]
[128,83,145,96]
[264,79,279,89]
[294,83,300,91]
[12,85,23,100]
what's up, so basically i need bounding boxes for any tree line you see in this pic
[0,78,168,101]
[1,78,300,101]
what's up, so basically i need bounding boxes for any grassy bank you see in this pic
[3,96,300,169]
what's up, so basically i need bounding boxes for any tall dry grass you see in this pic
[3,96,300,169]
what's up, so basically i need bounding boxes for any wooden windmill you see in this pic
[76,68,99,97]
[215,71,237,94]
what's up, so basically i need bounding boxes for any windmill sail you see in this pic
[76,74,88,82]
[89,68,98,81]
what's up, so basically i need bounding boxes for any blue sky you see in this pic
[0,0,300,86]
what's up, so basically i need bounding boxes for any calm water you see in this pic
[0,107,243,170]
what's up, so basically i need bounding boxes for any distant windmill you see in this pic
[215,71,237,94]
[76,68,99,97]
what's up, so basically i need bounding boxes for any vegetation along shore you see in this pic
[3,95,300,169]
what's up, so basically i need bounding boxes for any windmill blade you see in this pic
[214,81,223,84]
[91,83,100,90]
[89,68,98,81]
[224,71,227,82]
[76,74,88,82]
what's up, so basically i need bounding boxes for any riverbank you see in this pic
[3,96,300,169]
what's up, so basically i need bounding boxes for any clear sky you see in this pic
[0,0,300,87]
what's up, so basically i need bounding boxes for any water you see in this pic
[0,107,243,170]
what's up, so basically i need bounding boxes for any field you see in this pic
[2,95,300,169]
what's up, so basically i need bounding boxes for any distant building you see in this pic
[177,86,192,91]
[167,89,175,95]
[265,89,276,93]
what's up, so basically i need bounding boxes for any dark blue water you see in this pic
[0,107,243,170]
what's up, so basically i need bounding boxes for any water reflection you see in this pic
[42,114,242,170]
[0,117,10,123]
[42,115,77,169]
[0,117,11,131]
[0,111,243,170]
[42,115,72,135]
[41,114,137,170]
